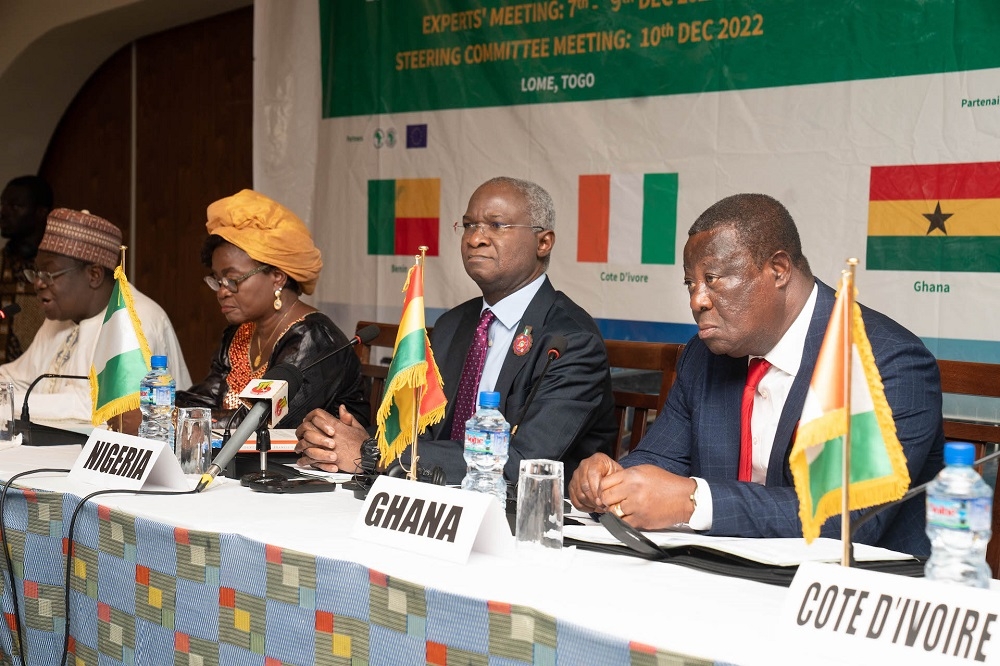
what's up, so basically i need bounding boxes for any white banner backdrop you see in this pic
[254,0,1000,371]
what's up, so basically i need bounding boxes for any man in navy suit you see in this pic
[296,177,615,485]
[570,193,944,557]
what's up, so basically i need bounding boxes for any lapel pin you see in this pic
[513,325,533,356]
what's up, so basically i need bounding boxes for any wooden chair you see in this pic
[937,358,1000,577]
[354,321,399,425]
[604,340,684,460]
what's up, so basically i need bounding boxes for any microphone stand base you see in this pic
[240,470,286,487]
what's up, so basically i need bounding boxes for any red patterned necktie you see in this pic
[739,357,772,482]
[450,309,496,441]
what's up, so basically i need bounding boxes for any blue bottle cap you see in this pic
[944,442,975,466]
[478,391,500,409]
[150,355,168,368]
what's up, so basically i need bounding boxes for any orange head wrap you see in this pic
[205,189,322,295]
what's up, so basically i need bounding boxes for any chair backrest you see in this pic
[937,358,1000,578]
[604,340,684,460]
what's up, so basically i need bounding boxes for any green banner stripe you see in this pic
[806,412,895,516]
[368,180,396,256]
[322,1,1000,117]
[96,349,148,407]
[641,173,677,265]
[866,236,1000,272]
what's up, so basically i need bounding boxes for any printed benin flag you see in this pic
[376,262,447,466]
[90,266,152,425]
[789,275,910,543]
[866,161,1000,272]
[368,178,440,257]
[577,173,677,265]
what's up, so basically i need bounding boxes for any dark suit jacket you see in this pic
[624,279,944,557]
[412,277,616,485]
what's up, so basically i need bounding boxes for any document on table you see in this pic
[563,512,913,567]
[209,429,299,453]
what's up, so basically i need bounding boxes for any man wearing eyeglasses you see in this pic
[0,208,191,426]
[296,176,616,487]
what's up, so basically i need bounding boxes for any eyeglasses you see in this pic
[23,267,76,286]
[203,264,269,293]
[453,221,545,237]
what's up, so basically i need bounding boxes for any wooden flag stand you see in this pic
[400,246,429,483]
[840,258,858,567]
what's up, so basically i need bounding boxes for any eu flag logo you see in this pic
[406,124,428,149]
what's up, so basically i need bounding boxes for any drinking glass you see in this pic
[175,407,211,474]
[515,459,564,550]
[0,382,14,443]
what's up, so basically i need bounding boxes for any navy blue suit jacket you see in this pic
[411,277,616,485]
[624,279,944,557]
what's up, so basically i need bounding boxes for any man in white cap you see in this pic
[0,208,191,426]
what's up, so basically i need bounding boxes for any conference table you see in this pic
[0,443,800,665]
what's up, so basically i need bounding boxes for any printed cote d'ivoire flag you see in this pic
[789,273,910,543]
[90,265,152,426]
[866,161,1000,272]
[368,178,440,257]
[577,172,677,265]
[376,262,447,466]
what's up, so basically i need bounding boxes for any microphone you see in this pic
[195,363,303,492]
[301,324,380,373]
[0,304,21,320]
[510,335,567,439]
[20,373,89,421]
[849,446,1000,539]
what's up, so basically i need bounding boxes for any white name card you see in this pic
[352,475,514,563]
[779,561,1000,665]
[68,429,189,491]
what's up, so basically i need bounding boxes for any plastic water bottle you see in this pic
[138,355,175,444]
[925,442,993,588]
[461,391,509,506]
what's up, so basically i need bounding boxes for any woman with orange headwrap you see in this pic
[177,190,369,429]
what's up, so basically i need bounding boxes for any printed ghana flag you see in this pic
[577,173,677,265]
[867,161,1000,272]
[368,178,440,256]
[376,261,447,466]
[789,273,910,543]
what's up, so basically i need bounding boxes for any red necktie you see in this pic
[739,357,772,482]
[450,309,496,441]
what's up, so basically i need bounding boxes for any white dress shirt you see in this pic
[689,284,818,530]
[477,273,547,395]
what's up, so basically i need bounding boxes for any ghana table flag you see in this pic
[375,261,447,465]
[368,178,440,257]
[789,273,910,543]
[866,161,1000,272]
[577,172,677,265]
[90,265,152,425]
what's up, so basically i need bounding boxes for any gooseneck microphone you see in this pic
[301,324,380,372]
[195,363,304,492]
[510,335,567,439]
[21,374,89,421]
[0,304,21,320]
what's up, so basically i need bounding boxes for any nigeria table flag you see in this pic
[375,258,447,466]
[789,268,910,543]
[90,264,152,425]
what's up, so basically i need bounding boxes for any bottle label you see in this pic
[464,429,509,456]
[927,496,992,531]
